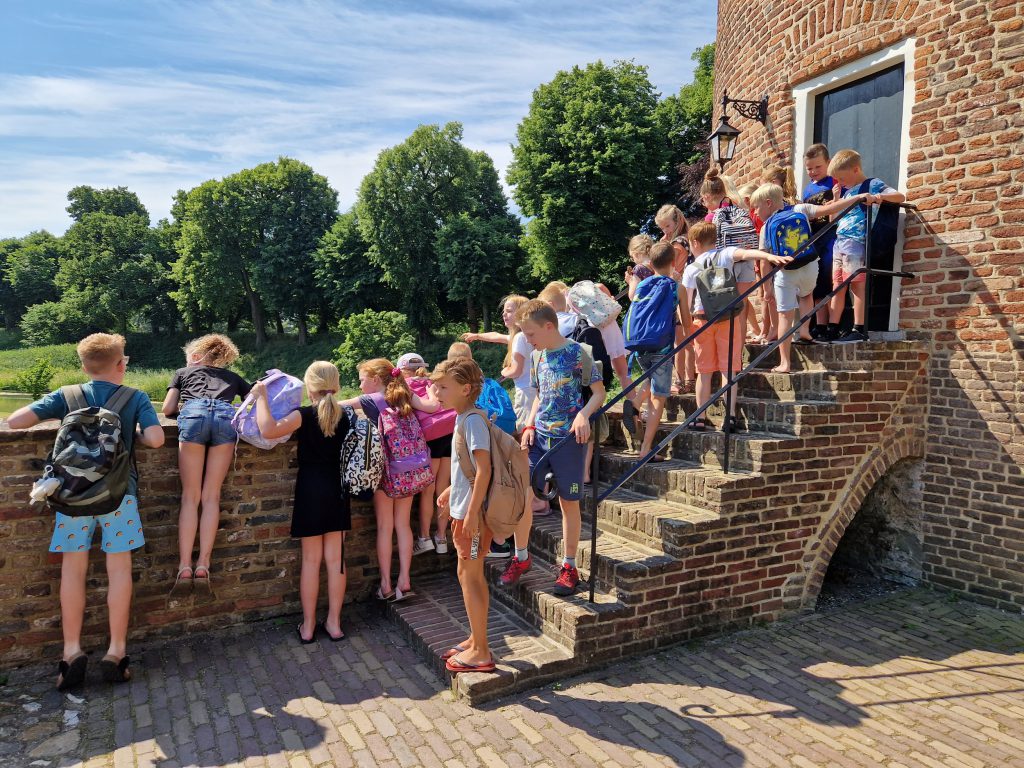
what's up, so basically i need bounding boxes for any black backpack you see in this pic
[856,178,900,259]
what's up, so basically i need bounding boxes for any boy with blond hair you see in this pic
[825,149,906,343]
[751,183,873,371]
[501,300,604,596]
[433,358,496,673]
[7,333,164,690]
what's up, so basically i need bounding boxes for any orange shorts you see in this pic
[451,517,493,561]
[693,317,744,375]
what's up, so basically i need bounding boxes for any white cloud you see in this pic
[0,0,716,235]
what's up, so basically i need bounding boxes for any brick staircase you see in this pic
[387,341,929,704]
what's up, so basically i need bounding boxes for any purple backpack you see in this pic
[369,393,433,498]
[231,369,304,449]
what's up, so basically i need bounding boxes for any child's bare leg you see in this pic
[197,442,233,572]
[559,498,582,560]
[513,498,533,553]
[456,533,491,664]
[418,460,439,539]
[373,491,394,595]
[434,458,451,538]
[176,442,205,571]
[105,551,133,660]
[774,311,795,373]
[394,495,414,593]
[323,532,346,638]
[829,285,849,324]
[298,536,322,641]
[797,294,814,340]
[696,372,712,413]
[850,282,867,325]
[60,551,89,661]
[639,394,668,455]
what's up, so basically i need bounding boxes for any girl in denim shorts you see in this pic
[162,334,251,594]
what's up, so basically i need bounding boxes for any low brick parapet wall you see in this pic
[0,418,447,668]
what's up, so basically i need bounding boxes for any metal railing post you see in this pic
[589,428,600,604]
[864,201,874,334]
[723,310,735,474]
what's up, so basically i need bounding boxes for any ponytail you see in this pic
[303,361,343,437]
[359,358,414,417]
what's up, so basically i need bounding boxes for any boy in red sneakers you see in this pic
[502,300,605,596]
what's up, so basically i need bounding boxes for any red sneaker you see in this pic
[553,564,580,596]
[499,555,531,586]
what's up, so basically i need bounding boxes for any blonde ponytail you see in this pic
[303,361,343,437]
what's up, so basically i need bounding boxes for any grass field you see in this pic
[0,327,508,405]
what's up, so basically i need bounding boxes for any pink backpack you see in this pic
[407,378,457,441]
[369,393,433,498]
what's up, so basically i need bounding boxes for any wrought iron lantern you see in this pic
[707,89,769,169]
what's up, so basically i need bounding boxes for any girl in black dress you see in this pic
[253,361,350,643]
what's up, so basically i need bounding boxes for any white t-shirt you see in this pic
[511,332,535,391]
[681,246,738,316]
[557,310,577,338]
[448,411,491,521]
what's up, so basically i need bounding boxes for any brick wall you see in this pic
[0,419,448,668]
[714,0,1024,610]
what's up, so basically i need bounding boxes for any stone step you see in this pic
[600,423,795,473]
[482,550,636,662]
[606,394,838,438]
[590,485,725,553]
[386,570,576,705]
[524,512,680,598]
[740,339,894,372]
[733,369,843,402]
[596,450,758,512]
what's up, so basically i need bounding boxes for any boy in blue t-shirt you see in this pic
[6,333,164,691]
[825,149,906,343]
[500,300,604,597]
[802,143,840,338]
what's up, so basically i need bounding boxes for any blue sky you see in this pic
[0,0,717,236]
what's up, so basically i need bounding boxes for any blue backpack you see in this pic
[622,274,678,352]
[763,206,815,270]
[475,378,516,435]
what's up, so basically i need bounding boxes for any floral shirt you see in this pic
[530,340,601,439]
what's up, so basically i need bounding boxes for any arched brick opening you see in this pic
[792,436,925,610]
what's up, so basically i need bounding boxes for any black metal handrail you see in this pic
[531,199,917,602]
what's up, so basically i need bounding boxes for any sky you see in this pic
[0,0,717,237]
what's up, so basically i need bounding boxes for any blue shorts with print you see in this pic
[49,494,145,554]
[177,398,237,446]
[530,432,587,502]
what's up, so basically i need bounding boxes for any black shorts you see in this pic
[427,433,453,459]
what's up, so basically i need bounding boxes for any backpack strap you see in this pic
[103,385,138,416]
[453,409,490,486]
[61,384,88,412]
[531,350,542,383]
[577,342,593,387]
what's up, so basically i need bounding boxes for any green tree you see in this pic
[5,231,62,316]
[173,158,338,347]
[0,238,22,330]
[250,158,338,344]
[436,214,522,331]
[314,211,397,321]
[66,185,148,222]
[356,122,479,339]
[332,310,416,385]
[508,60,668,284]
[654,43,716,218]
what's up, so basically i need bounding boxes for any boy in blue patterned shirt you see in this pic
[499,300,604,596]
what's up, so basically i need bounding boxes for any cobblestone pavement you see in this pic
[3,588,1024,768]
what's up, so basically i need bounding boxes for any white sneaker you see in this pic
[413,537,435,556]
[433,535,448,554]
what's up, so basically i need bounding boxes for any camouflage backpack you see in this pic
[45,384,137,517]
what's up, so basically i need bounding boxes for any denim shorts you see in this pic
[636,351,673,398]
[177,398,237,446]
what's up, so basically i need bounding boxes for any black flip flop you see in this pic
[688,418,707,432]
[57,653,88,691]
[320,623,345,642]
[99,654,131,683]
[296,625,317,645]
